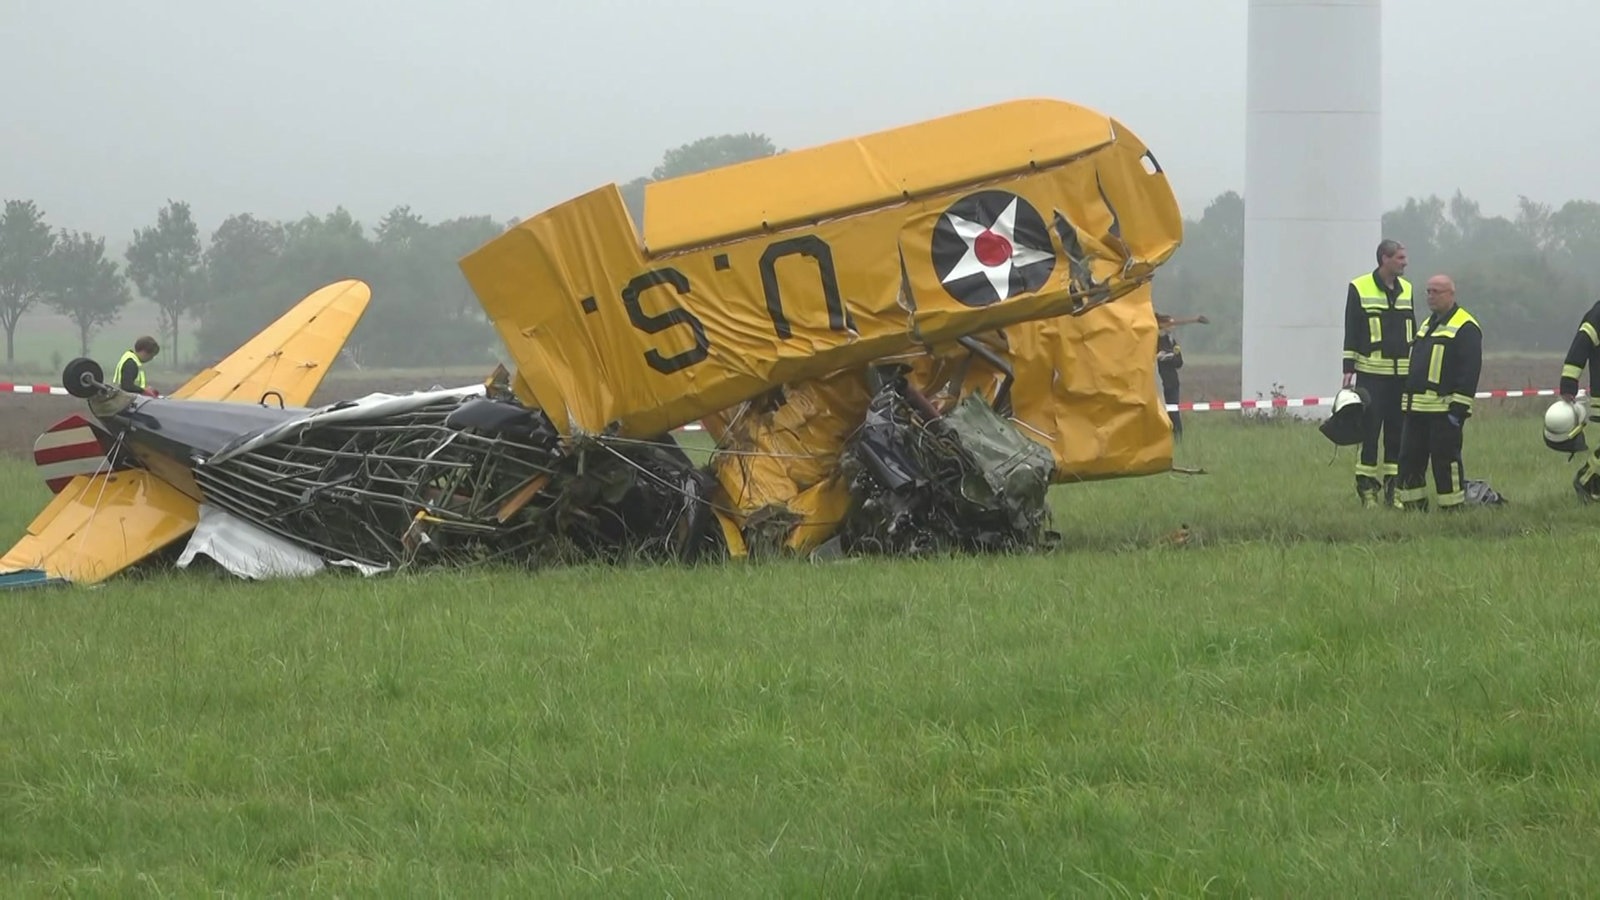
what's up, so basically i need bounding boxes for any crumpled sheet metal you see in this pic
[702,368,870,557]
[705,284,1172,555]
[984,281,1173,482]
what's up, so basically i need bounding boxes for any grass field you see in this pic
[4,409,1600,894]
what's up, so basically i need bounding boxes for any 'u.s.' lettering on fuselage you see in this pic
[460,98,1183,438]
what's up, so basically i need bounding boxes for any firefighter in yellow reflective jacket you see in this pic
[1557,299,1600,499]
[1341,239,1415,506]
[1395,275,1482,511]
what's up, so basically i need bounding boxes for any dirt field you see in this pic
[0,359,1562,461]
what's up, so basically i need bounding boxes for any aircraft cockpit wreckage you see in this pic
[0,98,1183,588]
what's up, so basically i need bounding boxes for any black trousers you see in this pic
[1160,366,1181,437]
[1395,411,1465,508]
[1355,372,1404,496]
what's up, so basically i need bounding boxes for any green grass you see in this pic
[3,409,1599,894]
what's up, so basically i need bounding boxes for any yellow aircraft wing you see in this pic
[169,279,371,407]
[0,470,199,585]
[461,98,1182,439]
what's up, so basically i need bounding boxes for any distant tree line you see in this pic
[3,136,1595,370]
[1161,190,1600,356]
[0,134,782,372]
[0,196,502,370]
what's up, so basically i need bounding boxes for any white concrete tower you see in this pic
[1242,0,1382,415]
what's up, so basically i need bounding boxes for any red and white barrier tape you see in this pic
[0,382,69,396]
[2,381,1572,425]
[1168,387,1572,412]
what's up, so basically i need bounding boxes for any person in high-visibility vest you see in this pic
[115,336,160,396]
[1394,275,1482,511]
[1556,299,1600,499]
[1341,239,1416,507]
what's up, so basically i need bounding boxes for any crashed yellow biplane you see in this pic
[0,97,1182,588]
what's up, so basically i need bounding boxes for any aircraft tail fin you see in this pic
[170,279,372,407]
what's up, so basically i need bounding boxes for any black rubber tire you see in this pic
[62,357,104,399]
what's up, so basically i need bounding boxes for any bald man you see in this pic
[1394,275,1483,510]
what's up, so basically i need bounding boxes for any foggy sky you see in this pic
[3,0,1592,241]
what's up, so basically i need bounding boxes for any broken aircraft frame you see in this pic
[0,97,1183,587]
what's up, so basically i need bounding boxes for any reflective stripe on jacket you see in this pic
[1402,305,1482,418]
[1342,271,1415,376]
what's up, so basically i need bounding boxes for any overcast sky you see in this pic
[3,0,1592,240]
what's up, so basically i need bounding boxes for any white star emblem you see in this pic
[939,197,1054,301]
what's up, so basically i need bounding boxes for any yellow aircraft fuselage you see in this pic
[460,98,1183,439]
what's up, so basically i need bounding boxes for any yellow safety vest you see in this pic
[1403,306,1480,414]
[1351,272,1414,376]
[116,350,146,390]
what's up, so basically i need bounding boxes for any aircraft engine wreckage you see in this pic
[0,98,1183,588]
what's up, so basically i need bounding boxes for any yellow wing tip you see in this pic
[0,471,199,586]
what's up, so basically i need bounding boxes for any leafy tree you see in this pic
[1549,199,1600,289]
[1155,191,1243,354]
[375,205,428,249]
[196,208,377,360]
[1514,195,1555,251]
[196,213,286,359]
[125,200,203,365]
[44,230,132,356]
[195,205,504,368]
[363,208,501,366]
[205,213,284,293]
[0,199,56,363]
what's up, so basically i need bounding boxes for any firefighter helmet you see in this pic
[1544,398,1588,453]
[1318,385,1371,446]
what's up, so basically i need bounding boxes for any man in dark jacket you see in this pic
[1155,312,1208,440]
[1341,239,1415,507]
[1394,275,1482,511]
[1555,298,1600,499]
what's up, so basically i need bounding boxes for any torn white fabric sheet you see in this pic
[176,504,325,580]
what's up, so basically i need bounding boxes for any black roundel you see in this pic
[931,190,1056,308]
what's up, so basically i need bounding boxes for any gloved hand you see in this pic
[1447,413,1462,428]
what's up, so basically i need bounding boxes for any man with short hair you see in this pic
[1341,239,1415,507]
[1394,275,1482,511]
[116,336,160,396]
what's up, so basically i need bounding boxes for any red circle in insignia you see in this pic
[974,230,1011,267]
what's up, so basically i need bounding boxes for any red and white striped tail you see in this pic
[33,415,111,494]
